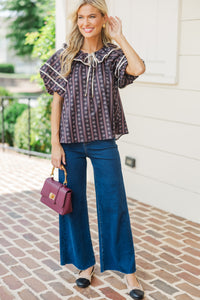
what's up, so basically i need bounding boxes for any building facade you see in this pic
[56,0,200,223]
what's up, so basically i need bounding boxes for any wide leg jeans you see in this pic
[58,138,136,273]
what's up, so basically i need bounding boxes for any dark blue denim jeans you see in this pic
[58,138,136,274]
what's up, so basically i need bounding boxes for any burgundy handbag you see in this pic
[40,165,72,215]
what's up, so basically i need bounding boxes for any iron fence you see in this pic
[0,96,51,159]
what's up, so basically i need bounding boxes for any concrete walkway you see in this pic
[0,76,42,94]
[0,149,199,300]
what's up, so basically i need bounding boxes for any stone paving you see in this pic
[0,149,200,300]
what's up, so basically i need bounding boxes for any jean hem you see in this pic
[60,260,96,271]
[100,266,137,274]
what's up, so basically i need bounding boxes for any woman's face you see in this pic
[77,4,106,39]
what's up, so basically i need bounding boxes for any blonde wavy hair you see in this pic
[60,0,112,77]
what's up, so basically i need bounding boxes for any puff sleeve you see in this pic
[113,48,140,88]
[39,49,67,97]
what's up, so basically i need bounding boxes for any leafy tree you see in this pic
[11,5,56,154]
[25,9,56,88]
[25,10,56,63]
[0,3,56,154]
[14,11,56,154]
[2,0,54,56]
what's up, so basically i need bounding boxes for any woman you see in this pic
[40,0,145,299]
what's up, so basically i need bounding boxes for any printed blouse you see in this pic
[40,42,139,144]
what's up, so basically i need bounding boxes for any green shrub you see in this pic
[0,86,14,109]
[0,86,13,99]
[0,87,20,145]
[14,94,52,153]
[14,109,30,150]
[0,64,15,73]
[0,102,28,145]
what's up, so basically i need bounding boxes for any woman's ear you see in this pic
[104,14,109,24]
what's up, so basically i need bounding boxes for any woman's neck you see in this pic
[81,38,104,54]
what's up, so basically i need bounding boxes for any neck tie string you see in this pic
[85,53,98,97]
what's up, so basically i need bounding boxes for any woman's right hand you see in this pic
[51,143,66,169]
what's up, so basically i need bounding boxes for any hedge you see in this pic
[0,64,15,73]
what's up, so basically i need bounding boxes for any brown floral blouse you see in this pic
[40,43,140,144]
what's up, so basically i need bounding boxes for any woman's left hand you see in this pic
[107,16,123,41]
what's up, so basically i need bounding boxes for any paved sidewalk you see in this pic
[0,149,200,300]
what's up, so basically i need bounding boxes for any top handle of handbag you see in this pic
[50,165,68,185]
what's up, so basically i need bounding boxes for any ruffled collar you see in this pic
[62,43,119,97]
[74,43,119,65]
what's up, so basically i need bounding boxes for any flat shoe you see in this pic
[75,266,95,288]
[124,275,144,300]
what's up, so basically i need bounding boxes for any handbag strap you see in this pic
[51,165,68,185]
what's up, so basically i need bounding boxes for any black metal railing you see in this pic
[0,96,51,159]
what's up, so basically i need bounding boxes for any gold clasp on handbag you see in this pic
[49,192,56,200]
[50,165,68,185]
